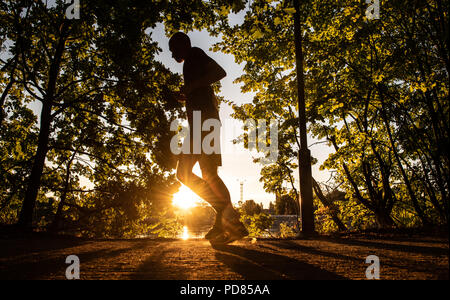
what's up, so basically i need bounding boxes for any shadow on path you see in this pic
[130,247,188,280]
[0,246,133,280]
[323,238,449,256]
[268,240,362,263]
[268,240,449,279]
[212,244,347,280]
[0,236,88,257]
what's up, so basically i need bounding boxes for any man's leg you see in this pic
[198,162,232,210]
[198,161,231,239]
[199,159,249,244]
[176,154,224,212]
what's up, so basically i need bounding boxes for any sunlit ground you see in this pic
[172,185,201,210]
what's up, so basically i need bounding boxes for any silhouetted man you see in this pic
[169,32,248,244]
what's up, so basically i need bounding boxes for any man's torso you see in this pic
[183,47,220,122]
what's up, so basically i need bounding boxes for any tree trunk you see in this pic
[312,178,347,231]
[378,91,432,226]
[374,208,395,229]
[18,101,52,227]
[329,136,373,210]
[330,135,396,229]
[49,150,77,233]
[17,21,68,228]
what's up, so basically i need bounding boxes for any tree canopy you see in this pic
[0,0,448,237]
[210,0,449,229]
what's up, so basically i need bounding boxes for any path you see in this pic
[0,234,448,280]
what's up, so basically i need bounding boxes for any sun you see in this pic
[172,185,201,210]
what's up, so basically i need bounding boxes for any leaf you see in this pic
[284,7,296,15]
[274,17,282,25]
[253,29,264,39]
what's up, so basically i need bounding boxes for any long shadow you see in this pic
[212,244,347,280]
[270,240,449,278]
[362,236,449,245]
[323,237,449,256]
[267,240,362,263]
[0,246,136,280]
[0,238,153,280]
[0,236,89,258]
[130,247,186,280]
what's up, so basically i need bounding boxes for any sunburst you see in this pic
[172,185,201,210]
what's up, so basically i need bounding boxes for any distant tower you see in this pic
[237,179,246,202]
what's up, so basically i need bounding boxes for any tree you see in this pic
[0,0,187,231]
[211,0,448,229]
[239,199,263,215]
[1,0,250,235]
[275,193,298,215]
[268,201,276,214]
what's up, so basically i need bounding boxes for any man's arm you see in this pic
[183,58,226,95]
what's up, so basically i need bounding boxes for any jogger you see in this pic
[169,32,248,244]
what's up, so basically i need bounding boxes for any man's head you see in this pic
[169,32,191,63]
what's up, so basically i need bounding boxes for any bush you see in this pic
[240,212,273,238]
[279,222,297,238]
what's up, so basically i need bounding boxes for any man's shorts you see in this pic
[181,116,222,168]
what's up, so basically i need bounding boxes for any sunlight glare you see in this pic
[181,226,189,240]
[172,185,200,210]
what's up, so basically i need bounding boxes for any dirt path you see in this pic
[0,235,448,280]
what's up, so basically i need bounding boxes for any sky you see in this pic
[24,11,335,209]
[150,17,335,208]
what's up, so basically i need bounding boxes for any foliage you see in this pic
[1,0,448,237]
[238,199,263,215]
[275,192,298,215]
[0,0,223,236]
[148,210,184,239]
[0,101,38,223]
[279,222,297,238]
[210,0,449,230]
[240,212,273,237]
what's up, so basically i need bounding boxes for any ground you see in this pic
[0,233,448,280]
